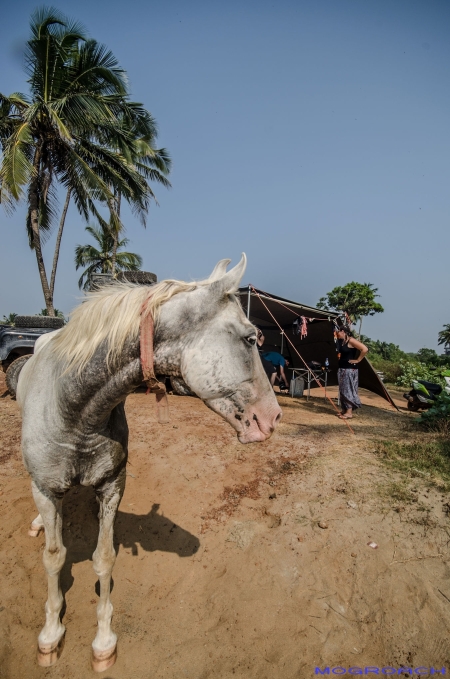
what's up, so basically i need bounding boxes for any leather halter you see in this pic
[140,300,170,423]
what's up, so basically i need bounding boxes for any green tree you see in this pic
[438,324,450,351]
[0,7,170,315]
[416,347,439,365]
[75,222,142,290]
[317,281,384,336]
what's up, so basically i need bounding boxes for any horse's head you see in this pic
[156,255,282,443]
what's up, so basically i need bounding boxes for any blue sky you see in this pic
[1,0,449,351]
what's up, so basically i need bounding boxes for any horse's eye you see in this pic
[245,335,257,346]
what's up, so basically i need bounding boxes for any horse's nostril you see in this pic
[275,412,282,423]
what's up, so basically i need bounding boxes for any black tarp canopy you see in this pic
[238,286,397,409]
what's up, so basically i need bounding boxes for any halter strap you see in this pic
[140,300,170,423]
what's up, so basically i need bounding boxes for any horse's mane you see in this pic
[52,277,204,374]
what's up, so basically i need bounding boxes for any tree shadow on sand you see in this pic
[59,485,200,598]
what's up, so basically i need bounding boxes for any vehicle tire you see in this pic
[5,354,32,399]
[14,315,64,329]
[407,401,420,412]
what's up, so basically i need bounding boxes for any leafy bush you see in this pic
[359,335,450,385]
[395,361,446,389]
[420,392,450,433]
[359,335,407,383]
[368,355,402,383]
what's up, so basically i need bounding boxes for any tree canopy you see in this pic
[317,281,384,335]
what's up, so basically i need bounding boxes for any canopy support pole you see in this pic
[247,285,251,319]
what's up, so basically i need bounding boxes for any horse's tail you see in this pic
[5,354,32,399]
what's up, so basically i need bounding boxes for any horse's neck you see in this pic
[59,329,183,431]
[60,339,143,430]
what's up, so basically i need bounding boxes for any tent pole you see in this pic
[281,330,284,354]
[247,285,251,319]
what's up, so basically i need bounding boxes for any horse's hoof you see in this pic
[91,645,117,672]
[28,523,44,537]
[37,635,64,667]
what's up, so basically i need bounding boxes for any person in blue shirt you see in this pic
[257,329,277,384]
[261,351,290,390]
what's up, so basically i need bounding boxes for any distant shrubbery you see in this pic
[395,361,449,389]
[360,333,450,435]
[360,334,450,387]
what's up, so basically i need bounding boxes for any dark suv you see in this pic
[0,316,64,396]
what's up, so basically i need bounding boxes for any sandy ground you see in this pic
[1,374,450,678]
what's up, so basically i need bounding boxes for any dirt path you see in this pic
[1,375,450,678]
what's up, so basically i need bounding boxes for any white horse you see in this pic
[16,255,281,671]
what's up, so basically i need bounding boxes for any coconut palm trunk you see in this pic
[110,191,121,276]
[49,188,71,301]
[29,146,55,316]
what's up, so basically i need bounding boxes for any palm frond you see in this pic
[75,219,142,289]
[29,7,68,40]
[0,122,34,199]
[67,40,128,96]
[75,242,102,267]
[0,177,17,214]
[115,251,143,269]
[38,176,59,241]
[76,261,102,290]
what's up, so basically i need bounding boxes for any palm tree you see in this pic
[0,7,170,315]
[107,120,171,275]
[75,222,142,290]
[2,313,17,326]
[438,324,450,352]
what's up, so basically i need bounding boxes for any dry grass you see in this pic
[374,435,450,491]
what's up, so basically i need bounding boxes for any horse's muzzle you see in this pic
[237,407,282,444]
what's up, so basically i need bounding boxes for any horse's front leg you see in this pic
[31,482,67,667]
[91,469,125,672]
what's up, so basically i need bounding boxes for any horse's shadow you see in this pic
[59,486,200,597]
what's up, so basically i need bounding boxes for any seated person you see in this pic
[261,350,290,390]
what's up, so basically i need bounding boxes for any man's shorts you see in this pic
[260,356,277,379]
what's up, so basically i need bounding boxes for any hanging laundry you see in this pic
[293,316,308,339]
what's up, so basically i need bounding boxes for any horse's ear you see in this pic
[212,253,247,295]
[208,258,232,282]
